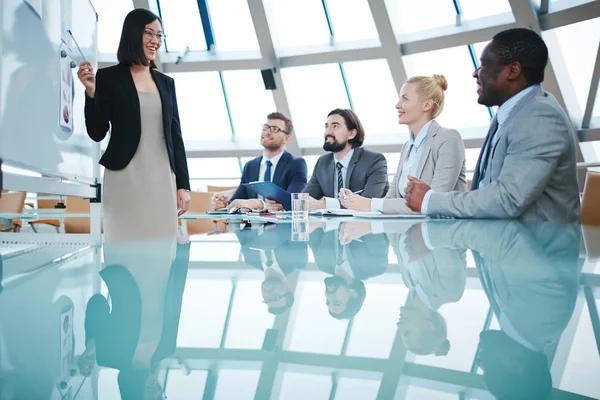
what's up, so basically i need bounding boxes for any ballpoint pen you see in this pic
[341,189,364,199]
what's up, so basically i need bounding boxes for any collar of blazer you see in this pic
[397,120,441,180]
[490,85,543,157]
[272,150,290,184]
[117,63,169,128]
[343,147,363,187]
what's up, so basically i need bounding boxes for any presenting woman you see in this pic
[78,8,190,242]
[340,75,466,214]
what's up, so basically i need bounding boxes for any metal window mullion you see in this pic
[582,42,600,129]
[196,0,215,51]
[321,0,335,40]
[452,0,464,26]
[339,63,355,110]
[218,71,236,139]
[155,0,169,52]
[466,44,494,119]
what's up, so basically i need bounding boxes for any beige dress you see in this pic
[103,91,178,243]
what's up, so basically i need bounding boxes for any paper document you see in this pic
[310,209,382,217]
[353,214,427,219]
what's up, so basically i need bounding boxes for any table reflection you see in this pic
[402,220,581,399]
[1,217,595,399]
[79,239,190,399]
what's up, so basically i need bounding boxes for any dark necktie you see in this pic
[475,117,499,189]
[336,226,345,266]
[265,250,274,267]
[336,162,344,194]
[264,160,272,182]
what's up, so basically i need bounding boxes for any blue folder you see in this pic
[243,181,292,210]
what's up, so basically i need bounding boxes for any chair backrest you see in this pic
[37,193,59,209]
[207,185,238,193]
[0,192,26,213]
[582,171,600,226]
[64,196,103,233]
[185,191,224,235]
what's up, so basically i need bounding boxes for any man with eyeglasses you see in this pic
[232,223,306,315]
[211,112,308,211]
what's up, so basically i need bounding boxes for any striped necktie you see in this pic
[336,162,344,195]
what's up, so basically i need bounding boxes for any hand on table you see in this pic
[265,199,284,212]
[338,188,371,211]
[338,221,372,245]
[405,175,430,213]
[211,193,229,210]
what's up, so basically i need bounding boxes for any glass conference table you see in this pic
[0,217,599,400]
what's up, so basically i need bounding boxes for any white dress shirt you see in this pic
[258,150,284,183]
[371,120,434,212]
[421,85,540,214]
[255,150,285,210]
[259,249,285,276]
[325,148,354,210]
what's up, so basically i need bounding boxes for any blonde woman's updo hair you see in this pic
[405,74,448,119]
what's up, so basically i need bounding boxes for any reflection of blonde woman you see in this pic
[340,75,467,214]
[397,293,451,356]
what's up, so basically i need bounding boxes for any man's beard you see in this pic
[262,137,283,151]
[323,136,347,152]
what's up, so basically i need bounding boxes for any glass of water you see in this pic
[291,193,309,220]
[291,221,309,241]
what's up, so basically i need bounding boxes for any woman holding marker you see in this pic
[77,9,190,242]
[340,75,467,214]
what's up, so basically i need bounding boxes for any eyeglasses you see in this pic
[143,29,165,42]
[262,124,288,134]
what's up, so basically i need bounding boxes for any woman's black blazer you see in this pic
[84,63,190,190]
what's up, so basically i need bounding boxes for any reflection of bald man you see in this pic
[418,220,581,399]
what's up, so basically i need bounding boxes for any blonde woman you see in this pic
[340,75,466,214]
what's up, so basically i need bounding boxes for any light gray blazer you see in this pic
[427,86,581,223]
[303,147,389,199]
[383,120,467,214]
[424,219,580,351]
[389,231,467,310]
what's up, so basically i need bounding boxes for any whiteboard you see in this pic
[0,0,98,184]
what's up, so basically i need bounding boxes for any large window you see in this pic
[264,0,330,51]
[281,64,351,142]
[208,0,260,52]
[169,72,231,141]
[385,0,456,37]
[160,0,207,52]
[221,70,277,139]
[543,17,600,118]
[95,0,133,53]
[403,46,491,136]
[327,0,379,44]
[459,0,513,21]
[343,59,408,141]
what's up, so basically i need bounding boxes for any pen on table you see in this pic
[342,189,364,199]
